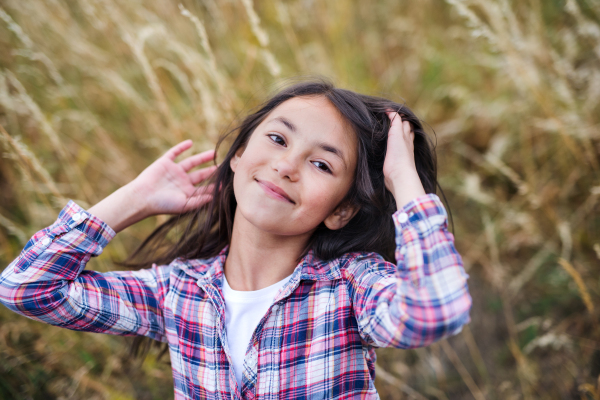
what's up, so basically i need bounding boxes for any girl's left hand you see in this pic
[383,111,426,209]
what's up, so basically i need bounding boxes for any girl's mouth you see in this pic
[255,179,295,204]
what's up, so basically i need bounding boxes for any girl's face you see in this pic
[230,95,359,236]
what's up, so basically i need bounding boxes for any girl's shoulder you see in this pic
[307,251,395,281]
[340,251,395,272]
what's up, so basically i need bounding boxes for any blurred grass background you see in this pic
[0,0,598,398]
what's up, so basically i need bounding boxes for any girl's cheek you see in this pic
[308,188,339,216]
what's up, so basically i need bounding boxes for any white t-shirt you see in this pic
[222,273,293,388]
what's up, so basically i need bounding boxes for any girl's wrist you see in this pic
[390,174,426,210]
[87,184,149,233]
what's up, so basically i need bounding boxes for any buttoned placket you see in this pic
[195,277,238,398]
[239,269,304,399]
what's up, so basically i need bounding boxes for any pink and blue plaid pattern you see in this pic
[0,193,472,399]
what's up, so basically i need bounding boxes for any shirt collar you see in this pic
[172,245,344,287]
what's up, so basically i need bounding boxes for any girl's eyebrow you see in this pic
[269,117,347,169]
[271,116,297,133]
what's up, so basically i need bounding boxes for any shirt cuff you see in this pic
[13,200,116,273]
[392,193,448,238]
[392,193,449,289]
[58,200,116,248]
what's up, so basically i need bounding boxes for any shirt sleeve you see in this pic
[0,200,169,342]
[345,193,472,349]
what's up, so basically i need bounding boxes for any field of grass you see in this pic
[0,0,598,398]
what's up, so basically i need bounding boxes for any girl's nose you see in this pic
[273,153,300,181]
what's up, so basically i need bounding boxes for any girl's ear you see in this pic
[324,202,360,230]
[229,147,245,173]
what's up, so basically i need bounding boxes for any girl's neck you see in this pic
[223,208,313,291]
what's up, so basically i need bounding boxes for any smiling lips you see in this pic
[256,179,295,204]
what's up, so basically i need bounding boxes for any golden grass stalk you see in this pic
[557,221,573,261]
[0,211,27,245]
[0,7,34,48]
[97,70,148,109]
[482,213,505,290]
[446,0,595,168]
[483,210,537,397]
[0,7,65,87]
[0,123,65,206]
[428,343,448,390]
[508,242,557,298]
[121,27,177,137]
[12,49,64,87]
[423,386,450,400]
[373,362,429,400]
[454,142,539,208]
[275,2,307,71]
[506,339,535,400]
[240,0,281,77]
[4,71,63,156]
[240,0,269,47]
[171,10,228,102]
[440,340,487,400]
[2,71,96,203]
[153,58,196,103]
[462,324,490,384]
[558,258,594,315]
[178,4,219,80]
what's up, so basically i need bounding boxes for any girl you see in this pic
[0,80,472,399]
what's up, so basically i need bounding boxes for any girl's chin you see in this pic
[238,208,315,236]
[248,215,293,232]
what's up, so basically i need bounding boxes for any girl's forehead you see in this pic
[269,96,354,137]
[273,95,338,116]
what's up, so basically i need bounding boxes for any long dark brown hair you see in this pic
[118,78,450,359]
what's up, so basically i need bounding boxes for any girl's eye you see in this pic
[312,161,331,173]
[267,134,286,146]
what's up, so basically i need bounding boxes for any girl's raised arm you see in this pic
[346,112,472,349]
[0,140,216,339]
[346,193,472,348]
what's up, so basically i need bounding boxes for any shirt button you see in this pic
[398,212,409,223]
[72,212,81,221]
[41,237,51,246]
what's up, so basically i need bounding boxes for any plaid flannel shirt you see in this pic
[0,193,472,399]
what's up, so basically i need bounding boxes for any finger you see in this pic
[182,194,213,212]
[164,139,194,161]
[179,149,216,172]
[385,110,400,122]
[189,165,218,185]
[386,111,404,135]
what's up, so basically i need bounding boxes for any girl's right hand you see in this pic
[129,139,218,216]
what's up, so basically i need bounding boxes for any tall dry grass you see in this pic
[0,0,598,399]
